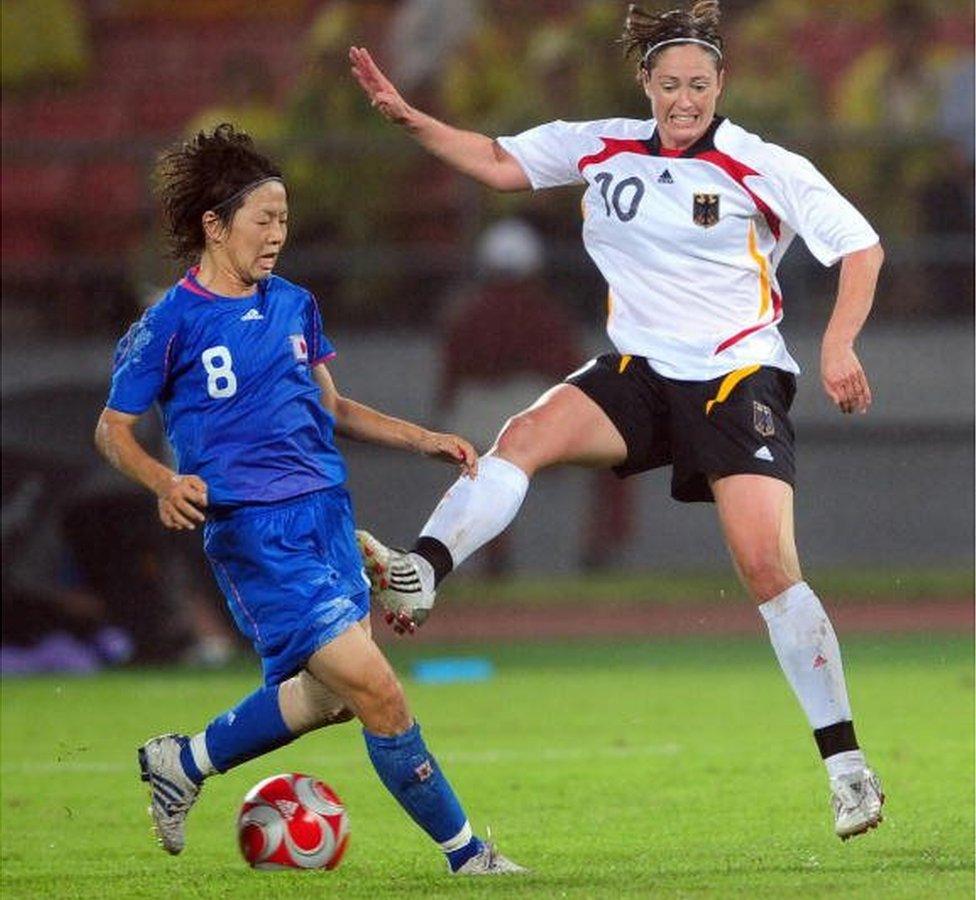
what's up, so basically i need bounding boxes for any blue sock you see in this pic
[363,721,483,870]
[195,685,293,775]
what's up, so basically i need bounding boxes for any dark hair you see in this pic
[622,1,723,74]
[154,123,283,261]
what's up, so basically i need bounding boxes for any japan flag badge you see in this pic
[290,334,308,363]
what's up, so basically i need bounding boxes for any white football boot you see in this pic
[831,768,884,840]
[356,530,435,634]
[452,842,527,875]
[138,733,202,855]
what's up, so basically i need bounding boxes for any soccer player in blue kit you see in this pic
[94,124,522,874]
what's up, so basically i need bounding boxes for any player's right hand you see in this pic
[157,473,208,530]
[348,47,412,126]
[418,429,479,478]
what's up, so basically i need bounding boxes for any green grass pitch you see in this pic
[2,635,972,898]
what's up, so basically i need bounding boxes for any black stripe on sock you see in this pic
[814,720,859,759]
[412,536,454,587]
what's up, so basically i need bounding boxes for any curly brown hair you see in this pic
[154,123,284,261]
[622,1,723,74]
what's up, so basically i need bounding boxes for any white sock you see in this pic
[439,820,473,853]
[825,749,867,781]
[189,732,217,778]
[758,582,853,730]
[420,455,529,568]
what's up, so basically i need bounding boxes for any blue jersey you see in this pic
[107,268,346,506]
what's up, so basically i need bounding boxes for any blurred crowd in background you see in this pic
[2,0,973,333]
[1,0,973,672]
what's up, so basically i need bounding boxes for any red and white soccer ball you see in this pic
[237,773,350,870]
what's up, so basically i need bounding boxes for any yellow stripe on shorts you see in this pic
[705,364,761,415]
[618,355,632,374]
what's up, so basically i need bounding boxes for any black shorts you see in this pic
[566,354,797,503]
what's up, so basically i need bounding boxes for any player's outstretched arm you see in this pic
[94,408,208,529]
[820,242,883,416]
[348,46,530,192]
[312,364,478,477]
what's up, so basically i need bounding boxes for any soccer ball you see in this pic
[237,773,350,870]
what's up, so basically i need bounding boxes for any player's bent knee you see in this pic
[493,412,553,472]
[735,553,795,601]
[494,413,533,454]
[357,672,411,735]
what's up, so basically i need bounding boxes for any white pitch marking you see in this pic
[1,743,680,774]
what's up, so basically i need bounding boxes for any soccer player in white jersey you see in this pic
[349,0,885,840]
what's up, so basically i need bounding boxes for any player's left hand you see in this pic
[418,431,478,477]
[821,339,872,415]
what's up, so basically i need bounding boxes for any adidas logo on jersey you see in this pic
[658,169,674,184]
[754,445,774,461]
[240,308,264,321]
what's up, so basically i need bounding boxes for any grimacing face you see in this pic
[206,180,289,286]
[641,43,724,150]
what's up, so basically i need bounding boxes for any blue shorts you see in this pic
[203,486,371,686]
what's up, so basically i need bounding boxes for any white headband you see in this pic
[643,37,723,66]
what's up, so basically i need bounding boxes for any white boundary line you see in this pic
[1,742,681,775]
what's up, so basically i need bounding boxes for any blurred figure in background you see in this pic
[832,0,971,314]
[927,51,975,311]
[1,439,235,673]
[436,218,633,574]
[285,1,390,243]
[1,454,134,674]
[283,1,410,317]
[385,0,480,105]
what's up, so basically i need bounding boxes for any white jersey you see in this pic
[497,117,879,380]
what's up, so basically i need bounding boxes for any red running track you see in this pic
[373,599,973,644]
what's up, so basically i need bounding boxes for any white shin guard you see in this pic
[420,455,530,569]
[759,582,853,730]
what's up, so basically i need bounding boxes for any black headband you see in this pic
[212,176,285,212]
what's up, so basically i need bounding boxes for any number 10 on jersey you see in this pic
[594,172,645,222]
